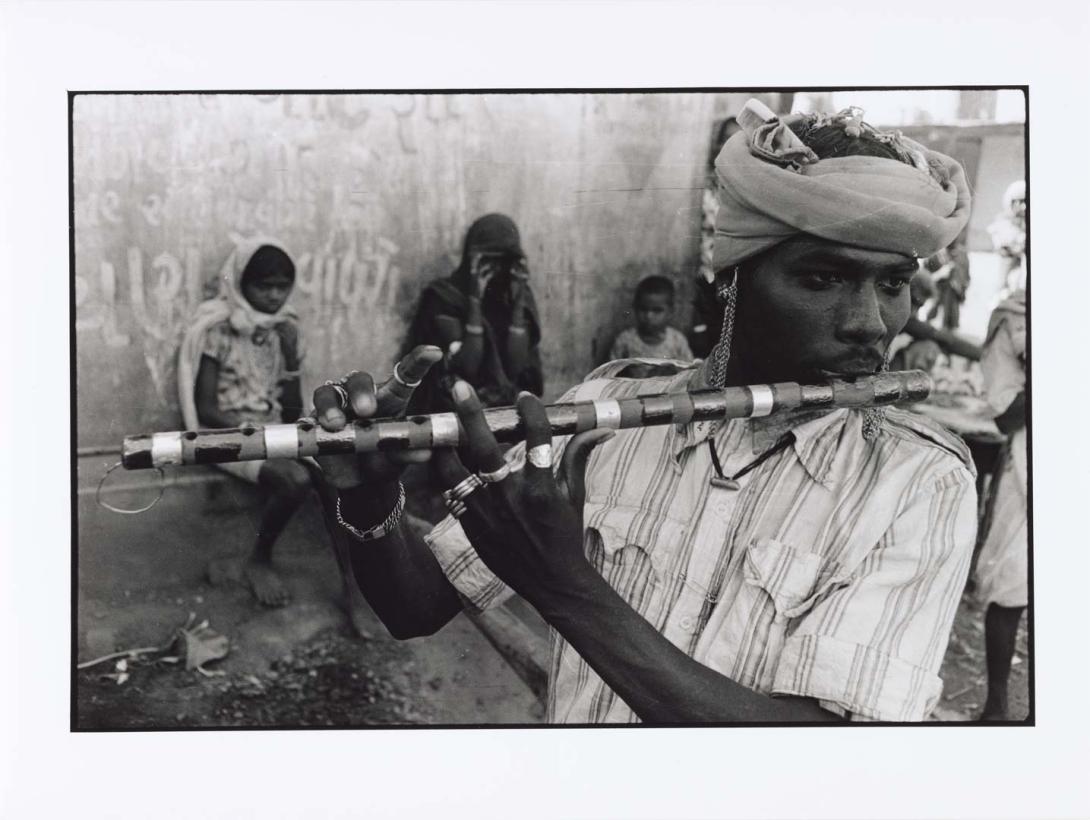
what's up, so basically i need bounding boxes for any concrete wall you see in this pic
[75,92,746,448]
[73,93,999,449]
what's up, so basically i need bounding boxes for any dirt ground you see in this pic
[934,589,1030,722]
[76,457,543,729]
[76,455,1027,728]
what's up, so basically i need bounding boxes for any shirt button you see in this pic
[679,616,695,631]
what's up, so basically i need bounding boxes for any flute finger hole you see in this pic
[183,431,198,441]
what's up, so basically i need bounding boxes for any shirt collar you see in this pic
[671,363,858,487]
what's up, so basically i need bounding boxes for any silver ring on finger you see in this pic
[445,473,484,503]
[392,361,423,389]
[322,382,349,409]
[336,370,360,386]
[527,443,553,469]
[477,462,512,484]
[443,497,468,519]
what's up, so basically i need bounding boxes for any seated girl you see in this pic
[177,239,369,634]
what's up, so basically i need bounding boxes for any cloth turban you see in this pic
[712,100,972,270]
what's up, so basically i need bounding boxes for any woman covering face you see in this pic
[401,213,544,412]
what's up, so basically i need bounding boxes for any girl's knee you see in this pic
[260,461,312,499]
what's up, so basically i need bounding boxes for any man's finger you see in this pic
[432,447,470,491]
[450,380,506,474]
[375,345,443,416]
[313,383,348,431]
[516,391,555,493]
[344,371,376,418]
[557,429,615,511]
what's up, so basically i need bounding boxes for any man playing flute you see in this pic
[313,99,978,723]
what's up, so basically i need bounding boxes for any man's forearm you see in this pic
[536,569,840,723]
[994,391,1026,435]
[336,484,463,639]
[451,299,486,377]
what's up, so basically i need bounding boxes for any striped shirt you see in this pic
[426,360,977,722]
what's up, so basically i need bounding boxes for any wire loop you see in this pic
[95,460,166,515]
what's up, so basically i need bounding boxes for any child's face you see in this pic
[242,271,294,314]
[636,292,672,335]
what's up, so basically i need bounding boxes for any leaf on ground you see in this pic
[172,618,230,672]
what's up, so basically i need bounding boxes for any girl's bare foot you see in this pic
[208,556,291,607]
[244,560,291,607]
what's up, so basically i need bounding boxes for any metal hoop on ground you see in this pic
[95,460,166,515]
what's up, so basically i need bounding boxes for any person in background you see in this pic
[973,287,1028,720]
[889,266,941,372]
[402,213,544,412]
[924,235,971,331]
[609,275,693,362]
[177,239,371,634]
[691,117,742,359]
[988,180,1027,295]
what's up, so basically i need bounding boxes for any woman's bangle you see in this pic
[464,323,484,335]
[508,325,527,335]
[336,483,406,542]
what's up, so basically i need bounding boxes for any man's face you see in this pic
[636,292,672,336]
[732,236,916,383]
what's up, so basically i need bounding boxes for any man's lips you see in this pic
[815,352,885,380]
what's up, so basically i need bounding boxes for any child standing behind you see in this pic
[609,275,694,362]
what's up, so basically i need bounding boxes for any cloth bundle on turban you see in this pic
[712,100,972,270]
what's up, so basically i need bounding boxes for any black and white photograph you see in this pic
[73,88,1030,728]
[4,3,1089,819]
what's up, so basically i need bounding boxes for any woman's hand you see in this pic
[430,380,613,609]
[468,250,497,301]
[277,322,301,372]
[310,345,444,490]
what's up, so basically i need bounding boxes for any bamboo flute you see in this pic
[121,370,932,470]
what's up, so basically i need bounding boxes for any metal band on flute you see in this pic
[121,371,932,470]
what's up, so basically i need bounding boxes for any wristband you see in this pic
[464,324,484,335]
[336,483,406,542]
[508,325,527,335]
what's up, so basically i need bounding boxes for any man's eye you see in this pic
[801,272,842,289]
[881,277,912,294]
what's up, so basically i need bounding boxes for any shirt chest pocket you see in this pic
[742,537,841,621]
[583,501,698,597]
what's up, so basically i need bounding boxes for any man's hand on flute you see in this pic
[436,378,841,724]
[311,345,444,489]
[310,345,466,639]
[431,382,613,610]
